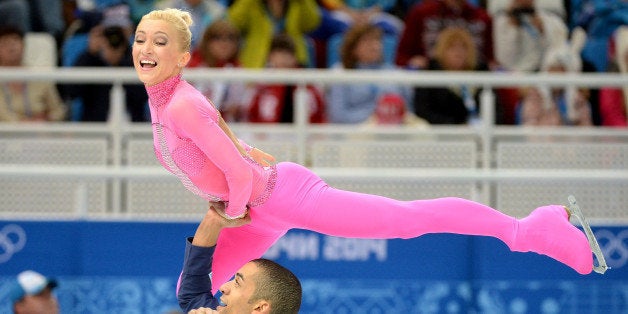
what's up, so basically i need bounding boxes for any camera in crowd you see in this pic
[102,26,126,49]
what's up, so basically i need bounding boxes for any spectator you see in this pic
[516,28,592,126]
[0,26,67,122]
[27,0,66,43]
[0,0,64,42]
[412,26,501,125]
[227,0,322,68]
[65,22,148,122]
[177,203,302,313]
[124,0,160,26]
[599,25,628,127]
[0,0,30,33]
[327,24,411,124]
[395,0,494,70]
[363,93,428,126]
[570,0,628,72]
[188,19,251,122]
[318,0,404,35]
[10,270,59,314]
[156,0,226,49]
[493,0,568,73]
[308,0,404,68]
[248,34,326,123]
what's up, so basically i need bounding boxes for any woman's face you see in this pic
[207,33,238,63]
[132,18,190,86]
[442,40,468,70]
[353,33,382,64]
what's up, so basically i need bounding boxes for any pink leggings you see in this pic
[211,162,592,294]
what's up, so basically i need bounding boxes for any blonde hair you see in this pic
[432,26,477,71]
[141,9,194,52]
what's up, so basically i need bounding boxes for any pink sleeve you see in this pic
[169,96,252,218]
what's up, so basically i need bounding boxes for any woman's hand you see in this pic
[249,148,276,167]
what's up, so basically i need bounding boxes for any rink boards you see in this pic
[0,221,626,313]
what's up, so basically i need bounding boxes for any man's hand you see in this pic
[191,202,251,247]
[208,201,252,228]
[188,307,218,314]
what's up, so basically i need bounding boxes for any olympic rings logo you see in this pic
[596,229,628,269]
[0,224,26,263]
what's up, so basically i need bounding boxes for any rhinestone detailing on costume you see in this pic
[154,123,223,203]
[249,161,277,207]
[146,74,278,209]
[146,74,182,109]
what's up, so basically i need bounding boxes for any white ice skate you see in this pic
[566,195,609,274]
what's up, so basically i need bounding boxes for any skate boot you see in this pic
[510,203,594,274]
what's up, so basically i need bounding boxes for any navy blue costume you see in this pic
[177,237,220,312]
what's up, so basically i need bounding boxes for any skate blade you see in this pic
[567,195,609,274]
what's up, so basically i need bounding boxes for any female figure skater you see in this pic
[133,8,602,294]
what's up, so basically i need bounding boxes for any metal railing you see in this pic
[0,68,627,222]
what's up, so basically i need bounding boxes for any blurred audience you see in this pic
[125,0,161,26]
[27,0,66,42]
[599,25,628,127]
[248,34,326,123]
[65,21,148,122]
[0,0,30,33]
[227,0,321,68]
[318,0,404,35]
[327,24,411,124]
[412,26,501,125]
[4,0,619,127]
[516,28,593,126]
[493,0,568,73]
[188,19,251,122]
[570,0,628,72]
[156,0,227,49]
[0,0,65,44]
[395,0,494,70]
[0,26,67,122]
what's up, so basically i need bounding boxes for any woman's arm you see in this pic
[170,96,253,218]
[216,113,248,156]
[218,114,276,166]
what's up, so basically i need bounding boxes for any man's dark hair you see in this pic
[0,25,24,40]
[269,34,296,55]
[249,258,302,314]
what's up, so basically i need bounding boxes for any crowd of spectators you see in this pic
[0,0,626,126]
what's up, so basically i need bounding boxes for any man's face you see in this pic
[13,287,59,314]
[0,34,24,66]
[267,50,298,69]
[217,262,263,313]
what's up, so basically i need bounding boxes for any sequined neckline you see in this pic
[146,74,182,108]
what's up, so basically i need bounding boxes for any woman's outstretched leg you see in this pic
[269,162,593,274]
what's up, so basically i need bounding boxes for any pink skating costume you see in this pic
[146,75,593,295]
